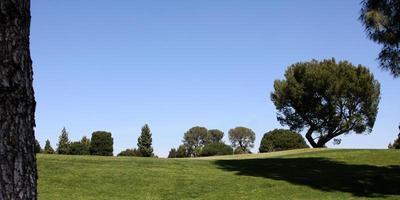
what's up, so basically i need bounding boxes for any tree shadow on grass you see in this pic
[215,157,400,198]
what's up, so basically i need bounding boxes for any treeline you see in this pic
[168,127,309,158]
[36,124,155,157]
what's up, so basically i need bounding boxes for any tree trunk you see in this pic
[0,0,37,199]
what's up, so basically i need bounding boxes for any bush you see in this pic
[69,141,90,155]
[259,129,309,153]
[200,142,233,157]
[118,148,141,157]
[89,131,114,156]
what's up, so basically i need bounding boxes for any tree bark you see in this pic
[0,0,37,199]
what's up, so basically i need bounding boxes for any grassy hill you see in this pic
[37,149,400,200]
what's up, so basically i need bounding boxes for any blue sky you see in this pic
[31,1,399,157]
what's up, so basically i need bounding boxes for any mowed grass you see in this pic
[37,149,400,200]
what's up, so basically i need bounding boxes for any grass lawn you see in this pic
[37,149,400,200]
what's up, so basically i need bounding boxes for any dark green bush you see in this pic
[89,131,113,156]
[35,139,42,153]
[69,141,90,155]
[259,129,308,153]
[200,142,233,157]
[118,148,141,157]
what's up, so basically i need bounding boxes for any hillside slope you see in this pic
[37,149,400,200]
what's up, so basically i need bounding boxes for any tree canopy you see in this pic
[271,59,380,147]
[259,129,308,152]
[182,126,209,157]
[137,124,154,157]
[228,127,255,153]
[89,131,114,156]
[57,127,70,154]
[360,0,400,77]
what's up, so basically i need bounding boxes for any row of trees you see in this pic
[168,127,311,158]
[37,124,155,157]
[36,128,114,156]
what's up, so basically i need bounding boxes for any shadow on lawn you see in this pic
[215,157,400,197]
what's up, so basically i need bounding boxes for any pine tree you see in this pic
[137,124,154,157]
[57,127,70,154]
[44,139,55,154]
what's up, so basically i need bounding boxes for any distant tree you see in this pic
[168,148,178,158]
[80,136,90,150]
[360,0,400,77]
[183,126,208,157]
[389,125,400,149]
[43,139,55,154]
[207,129,224,144]
[118,148,141,157]
[271,59,381,148]
[259,129,308,153]
[200,142,233,157]
[35,139,42,154]
[176,145,189,158]
[57,127,70,154]
[228,127,255,154]
[89,131,114,156]
[137,124,154,157]
[69,141,90,155]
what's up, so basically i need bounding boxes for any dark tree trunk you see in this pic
[0,0,37,199]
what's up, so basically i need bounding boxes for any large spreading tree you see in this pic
[271,59,381,147]
[360,0,400,77]
[182,126,208,157]
[0,0,37,198]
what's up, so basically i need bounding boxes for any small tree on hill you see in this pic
[57,127,70,154]
[137,124,154,157]
[389,125,400,149]
[183,126,208,157]
[207,129,224,144]
[43,139,55,154]
[228,126,255,154]
[80,136,90,151]
[89,131,114,156]
[259,129,309,153]
[35,139,42,154]
[271,59,380,148]
[69,141,90,155]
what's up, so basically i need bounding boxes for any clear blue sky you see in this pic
[31,0,399,157]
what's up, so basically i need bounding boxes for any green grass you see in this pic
[37,149,400,200]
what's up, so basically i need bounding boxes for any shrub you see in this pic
[43,139,55,154]
[69,141,90,155]
[200,142,233,157]
[259,129,309,153]
[89,131,113,156]
[118,148,141,157]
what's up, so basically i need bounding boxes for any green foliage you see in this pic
[389,125,400,149]
[43,139,54,154]
[69,141,90,155]
[89,131,114,156]
[259,129,308,153]
[35,139,42,153]
[168,145,189,158]
[57,127,70,154]
[137,124,154,157]
[271,59,381,148]
[200,142,233,157]
[207,129,224,144]
[118,148,141,157]
[183,126,208,157]
[360,0,400,77]
[228,126,255,153]
[80,136,90,148]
